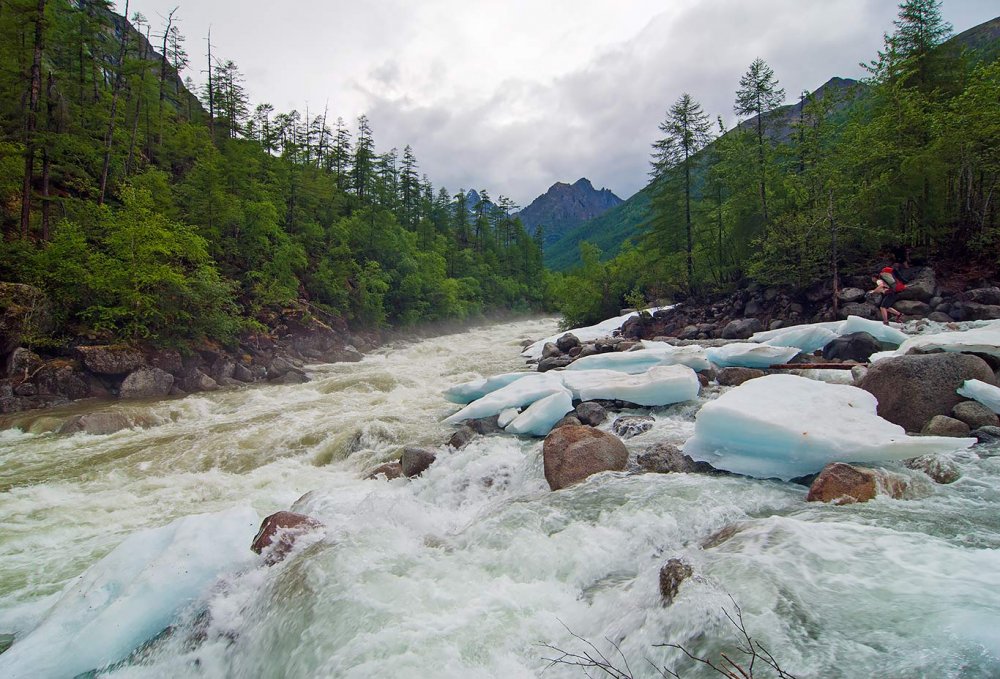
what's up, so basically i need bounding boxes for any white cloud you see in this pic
[116,0,999,205]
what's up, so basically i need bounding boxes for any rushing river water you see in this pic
[2,316,1000,678]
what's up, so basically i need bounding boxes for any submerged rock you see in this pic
[806,462,907,504]
[636,443,722,475]
[612,415,654,439]
[972,425,1000,445]
[543,425,628,491]
[58,412,143,436]
[905,454,961,484]
[366,461,403,480]
[251,511,324,564]
[659,559,693,605]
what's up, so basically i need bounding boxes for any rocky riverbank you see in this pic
[0,282,378,421]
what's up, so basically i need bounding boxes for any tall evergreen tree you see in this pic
[650,93,713,288]
[734,57,784,226]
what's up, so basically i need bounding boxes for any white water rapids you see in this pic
[2,316,1000,678]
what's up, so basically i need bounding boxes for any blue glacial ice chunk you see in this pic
[750,321,844,344]
[761,325,840,353]
[706,343,800,368]
[898,321,1000,359]
[683,374,975,480]
[504,388,574,436]
[566,343,710,373]
[566,365,700,406]
[957,379,1000,414]
[497,407,520,428]
[0,506,260,679]
[444,373,564,423]
[841,315,908,345]
[443,371,536,404]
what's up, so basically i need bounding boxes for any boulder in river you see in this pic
[401,446,437,477]
[636,443,723,475]
[251,511,324,564]
[574,401,607,426]
[612,415,654,439]
[822,332,881,363]
[716,367,765,387]
[721,318,762,340]
[448,425,477,449]
[921,415,971,438]
[952,401,999,430]
[905,454,961,484]
[366,461,403,480]
[972,425,1000,445]
[543,425,628,491]
[858,353,997,433]
[659,558,693,605]
[556,333,580,352]
[806,462,907,504]
[58,411,140,435]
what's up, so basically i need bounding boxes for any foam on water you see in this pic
[2,314,1000,678]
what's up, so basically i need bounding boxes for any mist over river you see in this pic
[2,316,1000,678]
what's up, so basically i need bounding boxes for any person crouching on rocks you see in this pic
[871,269,905,325]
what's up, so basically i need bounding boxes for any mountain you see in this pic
[517,178,623,249]
[544,14,1000,272]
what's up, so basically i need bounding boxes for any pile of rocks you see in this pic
[0,283,376,416]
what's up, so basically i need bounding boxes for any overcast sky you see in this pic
[115,0,998,206]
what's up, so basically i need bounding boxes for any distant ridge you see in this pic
[517,178,623,249]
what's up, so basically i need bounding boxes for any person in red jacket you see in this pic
[871,265,906,325]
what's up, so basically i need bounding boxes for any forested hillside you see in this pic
[0,0,545,347]
[547,1,1000,327]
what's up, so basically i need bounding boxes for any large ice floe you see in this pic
[0,506,260,679]
[958,379,1000,414]
[706,343,800,368]
[749,315,908,349]
[521,307,671,360]
[565,342,711,373]
[896,320,1000,359]
[443,365,699,434]
[683,374,975,480]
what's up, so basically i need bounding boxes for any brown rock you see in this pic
[858,353,996,433]
[251,511,324,564]
[716,367,765,387]
[448,425,477,449]
[543,425,628,491]
[806,462,907,504]
[951,401,999,430]
[552,414,582,429]
[366,461,403,480]
[659,558,693,605]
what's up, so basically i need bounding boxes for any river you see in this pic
[2,316,1000,678]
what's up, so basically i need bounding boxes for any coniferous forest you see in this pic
[546,0,1000,327]
[0,0,546,347]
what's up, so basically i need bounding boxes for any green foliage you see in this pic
[0,0,547,348]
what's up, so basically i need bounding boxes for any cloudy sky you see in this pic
[116,0,998,206]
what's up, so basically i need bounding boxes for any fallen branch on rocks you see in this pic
[767,363,864,370]
[540,595,797,678]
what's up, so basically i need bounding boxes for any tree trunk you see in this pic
[20,0,46,239]
[98,0,130,205]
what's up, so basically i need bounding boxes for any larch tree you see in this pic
[734,57,784,226]
[650,92,713,289]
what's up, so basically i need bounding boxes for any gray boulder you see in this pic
[555,333,581,352]
[822,332,881,362]
[59,411,142,436]
[972,426,1000,445]
[952,401,999,430]
[896,267,937,302]
[541,342,563,359]
[964,287,1000,306]
[537,356,572,372]
[575,401,608,426]
[838,302,879,320]
[119,367,174,399]
[894,300,930,316]
[904,454,961,484]
[401,446,437,477]
[721,318,762,340]
[921,415,971,437]
[75,345,145,375]
[542,425,628,490]
[858,353,996,433]
[837,287,866,304]
[636,443,722,475]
